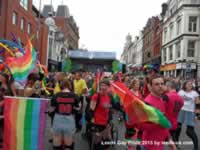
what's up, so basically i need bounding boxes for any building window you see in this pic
[163,48,167,62]
[147,52,151,58]
[36,31,39,39]
[164,29,167,42]
[20,18,25,31]
[176,19,181,35]
[169,46,173,60]
[176,41,181,58]
[187,41,195,57]
[188,16,197,32]
[12,12,17,25]
[49,31,53,36]
[20,0,28,10]
[48,38,53,58]
[169,23,174,39]
[27,23,31,34]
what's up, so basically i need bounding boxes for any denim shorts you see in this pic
[52,114,76,137]
[178,110,195,126]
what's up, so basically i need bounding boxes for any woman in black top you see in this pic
[50,78,81,150]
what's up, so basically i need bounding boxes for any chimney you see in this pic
[161,3,168,17]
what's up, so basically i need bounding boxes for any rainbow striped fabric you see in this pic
[3,96,48,150]
[5,39,36,82]
[111,81,171,128]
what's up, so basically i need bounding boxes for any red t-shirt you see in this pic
[166,91,184,130]
[91,93,111,126]
[143,84,150,98]
[141,94,170,150]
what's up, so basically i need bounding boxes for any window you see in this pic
[164,29,167,42]
[36,31,39,39]
[169,23,174,39]
[163,48,167,62]
[169,46,173,60]
[48,38,53,58]
[176,19,181,35]
[12,12,17,25]
[20,0,28,10]
[187,41,195,57]
[20,18,25,31]
[188,16,197,32]
[176,41,181,58]
[49,31,53,36]
[147,52,151,57]
[27,23,31,34]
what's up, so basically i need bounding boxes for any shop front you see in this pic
[160,63,197,78]
[160,64,176,77]
[176,63,196,79]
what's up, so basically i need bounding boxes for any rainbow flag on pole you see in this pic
[89,70,105,95]
[111,81,171,128]
[3,96,48,150]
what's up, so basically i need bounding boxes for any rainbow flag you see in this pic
[89,71,105,95]
[111,81,171,128]
[3,96,48,150]
[5,39,36,82]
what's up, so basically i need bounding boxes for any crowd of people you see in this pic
[0,69,200,150]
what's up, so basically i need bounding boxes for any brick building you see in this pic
[0,0,48,65]
[142,16,163,66]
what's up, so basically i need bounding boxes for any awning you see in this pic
[160,64,176,71]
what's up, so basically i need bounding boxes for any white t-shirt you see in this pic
[178,90,199,112]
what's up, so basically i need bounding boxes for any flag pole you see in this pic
[110,82,126,94]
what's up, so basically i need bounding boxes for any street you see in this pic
[44,114,200,150]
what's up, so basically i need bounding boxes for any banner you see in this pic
[3,96,48,150]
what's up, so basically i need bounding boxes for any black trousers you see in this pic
[75,113,82,130]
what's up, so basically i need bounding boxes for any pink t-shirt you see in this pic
[166,91,184,130]
[141,94,170,150]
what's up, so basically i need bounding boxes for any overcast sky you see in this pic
[33,0,165,59]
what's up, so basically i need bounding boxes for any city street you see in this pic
[44,115,200,150]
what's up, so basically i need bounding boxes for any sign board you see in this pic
[68,50,116,60]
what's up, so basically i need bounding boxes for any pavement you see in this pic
[44,114,200,150]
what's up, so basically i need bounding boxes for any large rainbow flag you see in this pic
[111,81,171,128]
[5,39,36,82]
[3,96,48,150]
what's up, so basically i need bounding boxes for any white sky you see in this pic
[33,0,165,59]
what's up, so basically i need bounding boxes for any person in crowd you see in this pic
[0,73,16,96]
[73,72,88,132]
[129,78,143,99]
[175,80,199,150]
[143,77,151,98]
[195,77,200,120]
[88,79,112,150]
[24,73,40,97]
[0,84,5,148]
[50,78,81,150]
[165,80,184,145]
[54,72,65,94]
[140,74,176,150]
[173,77,181,92]
[122,75,130,87]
